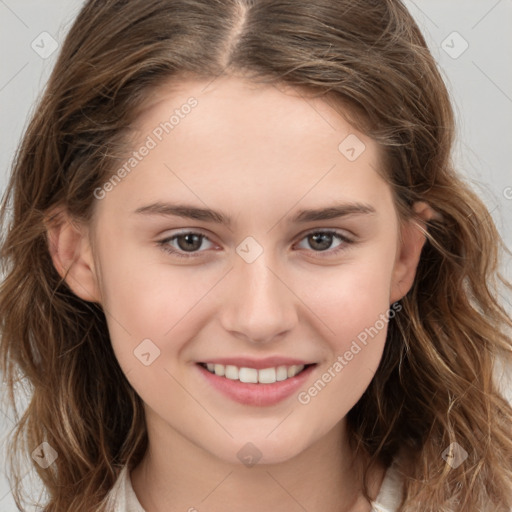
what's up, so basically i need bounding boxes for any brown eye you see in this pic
[158,231,214,258]
[175,233,204,252]
[307,232,335,251]
[295,230,354,256]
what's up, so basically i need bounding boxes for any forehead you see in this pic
[134,75,367,151]
[93,75,393,226]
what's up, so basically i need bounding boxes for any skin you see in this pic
[47,75,436,512]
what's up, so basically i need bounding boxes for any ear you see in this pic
[45,208,102,303]
[389,201,439,303]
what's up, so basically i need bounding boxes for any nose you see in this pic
[219,253,298,345]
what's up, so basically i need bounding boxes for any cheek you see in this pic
[96,240,219,377]
[96,239,198,331]
[295,277,394,432]
[311,248,397,344]
[298,245,397,402]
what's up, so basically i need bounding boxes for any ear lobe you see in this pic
[389,201,437,304]
[46,210,102,303]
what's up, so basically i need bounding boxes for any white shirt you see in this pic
[105,458,403,512]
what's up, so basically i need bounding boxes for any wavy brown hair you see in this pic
[1,0,511,510]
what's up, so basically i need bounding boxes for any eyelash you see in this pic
[157,229,355,259]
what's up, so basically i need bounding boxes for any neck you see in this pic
[130,411,387,512]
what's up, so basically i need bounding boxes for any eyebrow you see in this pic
[133,201,376,226]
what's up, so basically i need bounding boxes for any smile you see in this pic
[196,362,317,406]
[199,362,310,384]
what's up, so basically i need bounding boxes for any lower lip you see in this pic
[196,364,316,407]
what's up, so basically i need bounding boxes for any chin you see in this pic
[206,430,315,467]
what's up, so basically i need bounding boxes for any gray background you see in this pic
[1,1,511,510]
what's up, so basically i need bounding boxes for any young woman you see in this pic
[1,1,511,511]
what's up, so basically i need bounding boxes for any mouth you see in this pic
[197,362,315,384]
[195,361,318,406]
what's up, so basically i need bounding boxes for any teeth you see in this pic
[239,367,258,383]
[202,363,306,383]
[276,366,289,381]
[225,365,239,380]
[258,367,276,384]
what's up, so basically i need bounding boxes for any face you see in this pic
[54,75,427,466]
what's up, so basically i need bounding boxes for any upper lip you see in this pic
[198,357,316,370]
